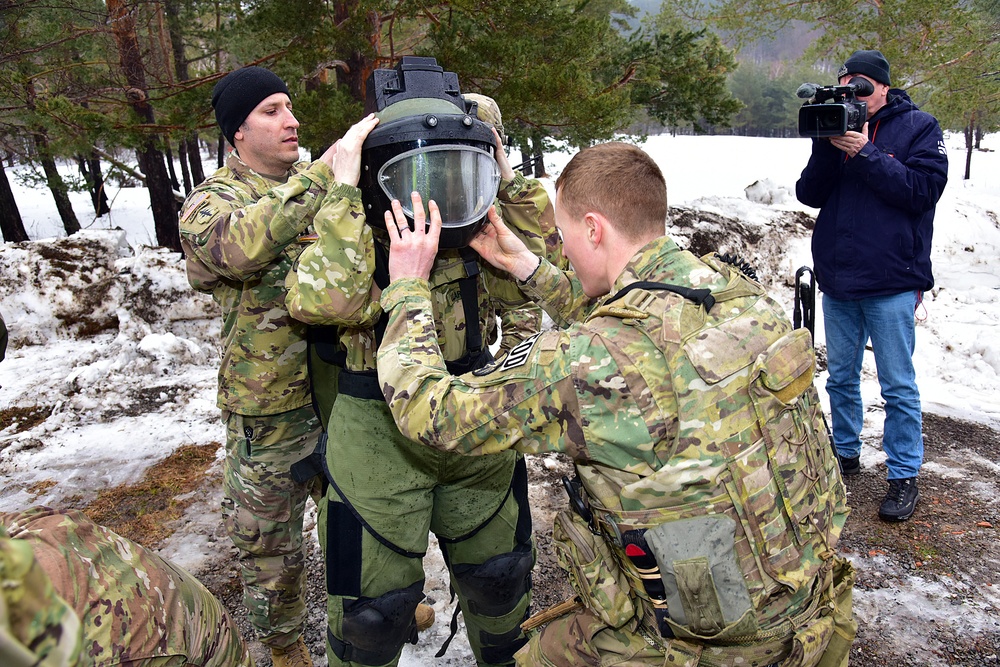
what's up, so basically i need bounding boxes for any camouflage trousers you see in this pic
[322,395,534,667]
[0,506,252,666]
[222,405,323,648]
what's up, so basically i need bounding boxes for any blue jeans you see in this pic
[823,292,923,480]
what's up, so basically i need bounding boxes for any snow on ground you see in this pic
[2,131,999,665]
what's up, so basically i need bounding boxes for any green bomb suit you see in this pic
[286,173,553,667]
[377,239,856,667]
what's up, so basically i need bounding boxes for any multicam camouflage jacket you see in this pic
[286,172,555,370]
[377,236,850,644]
[179,152,348,415]
[0,507,250,667]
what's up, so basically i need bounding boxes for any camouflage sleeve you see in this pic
[521,257,597,328]
[497,303,542,358]
[378,277,585,458]
[178,160,336,288]
[491,174,558,355]
[497,172,560,265]
[285,184,382,327]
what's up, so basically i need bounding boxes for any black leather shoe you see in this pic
[839,455,861,476]
[879,477,919,521]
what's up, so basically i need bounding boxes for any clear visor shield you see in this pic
[378,145,500,228]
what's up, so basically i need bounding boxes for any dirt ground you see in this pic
[201,412,1000,666]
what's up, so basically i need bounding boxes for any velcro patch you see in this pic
[497,333,541,372]
[179,192,209,224]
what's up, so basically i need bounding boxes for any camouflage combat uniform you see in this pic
[179,152,331,648]
[378,238,856,667]
[285,172,553,667]
[0,506,252,666]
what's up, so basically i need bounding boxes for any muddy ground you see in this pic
[200,412,1000,666]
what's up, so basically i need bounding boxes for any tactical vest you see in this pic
[553,257,853,666]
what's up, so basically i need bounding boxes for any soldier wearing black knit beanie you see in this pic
[212,66,291,147]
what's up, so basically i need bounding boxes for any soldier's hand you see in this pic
[492,127,515,181]
[470,207,540,281]
[324,113,379,186]
[385,192,441,283]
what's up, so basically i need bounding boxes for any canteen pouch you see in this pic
[644,514,756,638]
[552,510,635,629]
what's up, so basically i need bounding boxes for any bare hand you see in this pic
[492,127,515,181]
[385,192,441,283]
[829,123,869,158]
[319,113,379,186]
[469,206,539,281]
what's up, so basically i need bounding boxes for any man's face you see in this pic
[233,92,300,175]
[840,73,889,118]
[555,189,607,298]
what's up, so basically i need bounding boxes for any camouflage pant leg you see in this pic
[222,406,323,648]
[515,609,667,667]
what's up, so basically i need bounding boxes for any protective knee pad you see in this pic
[451,545,534,618]
[328,581,423,666]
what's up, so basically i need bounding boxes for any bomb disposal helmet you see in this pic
[360,57,500,248]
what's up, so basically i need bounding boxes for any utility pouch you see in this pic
[644,515,757,639]
[552,510,635,629]
[784,556,856,667]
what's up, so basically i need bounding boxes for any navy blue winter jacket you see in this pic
[796,90,948,300]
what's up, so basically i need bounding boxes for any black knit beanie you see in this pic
[212,66,290,146]
[838,50,891,86]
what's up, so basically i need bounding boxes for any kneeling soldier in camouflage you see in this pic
[376,142,856,666]
[0,506,252,666]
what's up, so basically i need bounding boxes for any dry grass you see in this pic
[83,443,221,549]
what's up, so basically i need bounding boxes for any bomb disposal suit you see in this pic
[285,57,551,667]
[377,240,856,666]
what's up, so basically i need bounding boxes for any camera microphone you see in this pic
[846,76,875,97]
[796,82,820,99]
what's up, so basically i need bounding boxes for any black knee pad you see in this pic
[451,545,534,618]
[328,581,424,666]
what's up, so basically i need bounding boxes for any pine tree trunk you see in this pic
[35,134,80,235]
[178,139,192,194]
[0,165,29,243]
[107,0,180,252]
[89,154,110,216]
[78,154,110,216]
[187,133,205,184]
[964,122,973,180]
[165,144,181,190]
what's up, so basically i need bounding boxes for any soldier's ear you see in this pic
[583,212,605,248]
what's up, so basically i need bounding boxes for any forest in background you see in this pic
[1,0,998,250]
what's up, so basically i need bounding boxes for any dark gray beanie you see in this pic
[839,50,891,86]
[212,66,290,146]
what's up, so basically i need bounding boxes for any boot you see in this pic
[270,636,314,667]
[416,602,435,632]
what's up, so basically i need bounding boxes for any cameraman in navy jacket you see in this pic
[796,49,948,522]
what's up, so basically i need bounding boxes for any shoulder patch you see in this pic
[179,192,209,225]
[472,361,500,377]
[497,333,541,371]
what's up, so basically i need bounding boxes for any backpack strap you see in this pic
[607,280,716,312]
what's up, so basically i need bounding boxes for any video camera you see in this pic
[797,76,874,138]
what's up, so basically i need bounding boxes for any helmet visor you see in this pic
[378,145,500,228]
